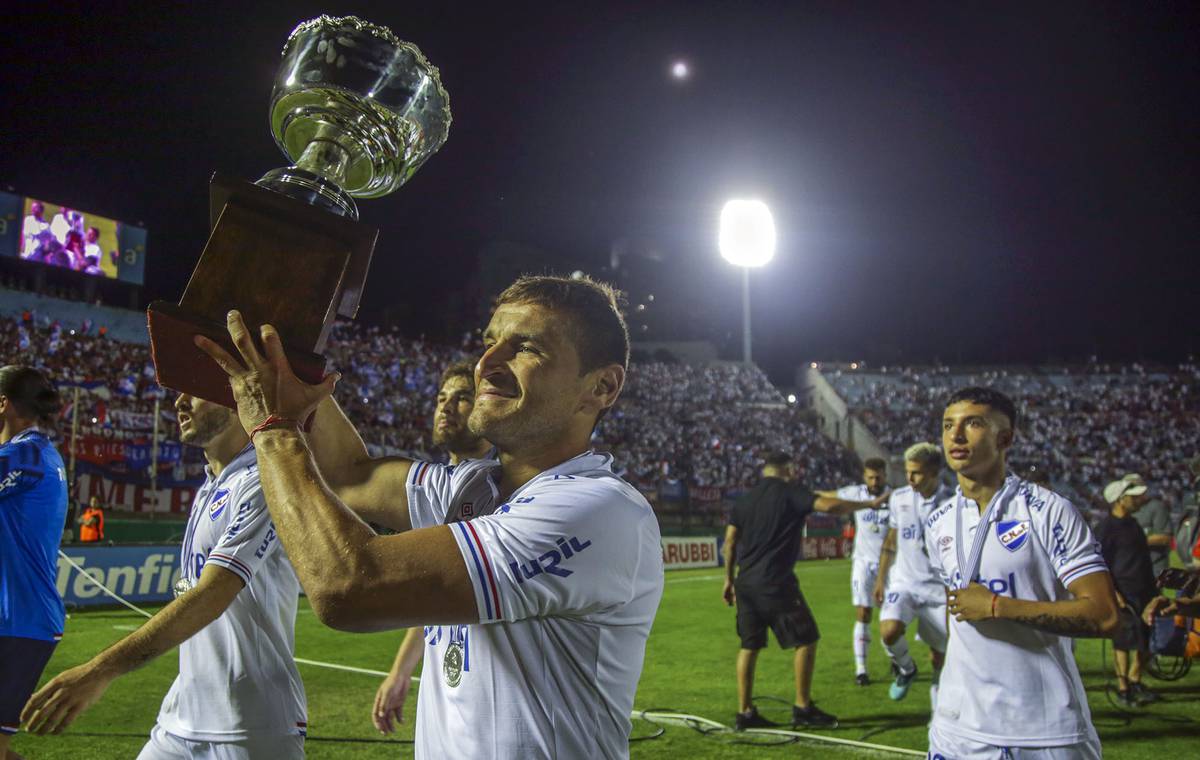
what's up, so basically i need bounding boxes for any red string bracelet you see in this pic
[990,592,1000,619]
[250,414,299,441]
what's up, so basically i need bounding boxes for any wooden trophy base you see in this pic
[148,173,378,408]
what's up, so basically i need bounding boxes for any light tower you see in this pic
[719,199,776,363]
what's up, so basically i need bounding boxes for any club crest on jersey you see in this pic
[208,489,231,521]
[996,520,1030,552]
[461,502,474,516]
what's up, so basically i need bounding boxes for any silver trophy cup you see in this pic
[256,15,452,220]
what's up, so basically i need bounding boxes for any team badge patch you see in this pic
[996,520,1030,552]
[209,489,231,521]
[461,502,474,516]
[443,641,465,687]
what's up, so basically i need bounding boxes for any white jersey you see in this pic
[838,484,889,563]
[407,451,664,760]
[157,446,307,742]
[923,475,1106,747]
[884,484,950,598]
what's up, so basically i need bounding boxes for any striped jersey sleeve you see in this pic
[205,486,279,585]
[1038,493,1109,588]
[448,477,645,624]
[406,460,455,529]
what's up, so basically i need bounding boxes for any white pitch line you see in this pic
[289,660,922,756]
[665,573,723,584]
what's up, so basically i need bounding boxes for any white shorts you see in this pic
[137,723,305,760]
[851,559,879,608]
[928,724,1101,760]
[880,586,948,652]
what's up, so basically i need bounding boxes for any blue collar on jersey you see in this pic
[8,426,43,445]
[954,475,1020,590]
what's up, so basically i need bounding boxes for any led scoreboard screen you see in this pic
[0,190,147,285]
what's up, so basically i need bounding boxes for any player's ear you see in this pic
[996,425,1014,452]
[584,364,624,415]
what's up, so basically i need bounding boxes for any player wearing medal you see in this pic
[24,393,307,759]
[821,457,889,685]
[872,442,951,706]
[198,275,663,759]
[0,366,66,760]
[925,387,1120,759]
[371,361,490,735]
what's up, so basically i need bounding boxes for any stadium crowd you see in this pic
[827,362,1200,512]
[0,312,855,499]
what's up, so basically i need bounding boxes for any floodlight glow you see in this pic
[671,61,689,79]
[719,200,776,268]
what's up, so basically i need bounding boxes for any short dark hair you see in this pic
[762,450,792,468]
[863,457,887,471]
[945,386,1018,430]
[0,365,61,426]
[439,361,475,390]
[496,274,630,373]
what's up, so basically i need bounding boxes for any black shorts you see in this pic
[1113,591,1153,651]
[0,635,58,735]
[735,578,820,650]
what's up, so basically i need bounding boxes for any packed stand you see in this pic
[596,361,858,493]
[825,361,1200,512]
[1,311,855,500]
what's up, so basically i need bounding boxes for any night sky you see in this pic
[3,2,1197,383]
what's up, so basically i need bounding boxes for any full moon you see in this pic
[670,60,689,80]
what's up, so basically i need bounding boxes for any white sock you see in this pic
[854,622,870,674]
[883,635,915,674]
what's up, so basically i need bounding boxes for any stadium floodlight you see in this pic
[719,199,776,363]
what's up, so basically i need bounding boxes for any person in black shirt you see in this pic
[723,451,887,730]
[1096,477,1160,708]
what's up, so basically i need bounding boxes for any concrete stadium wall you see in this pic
[0,289,150,344]
[797,366,900,482]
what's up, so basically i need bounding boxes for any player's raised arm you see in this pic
[197,313,478,630]
[306,396,415,531]
[813,491,888,515]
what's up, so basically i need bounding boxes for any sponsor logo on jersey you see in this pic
[0,469,22,494]
[208,489,231,520]
[996,520,1030,552]
[509,535,592,582]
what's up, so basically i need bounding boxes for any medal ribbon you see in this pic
[954,477,1016,590]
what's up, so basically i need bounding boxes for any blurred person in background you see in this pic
[76,496,104,544]
[818,457,890,685]
[371,362,490,735]
[1126,474,1172,578]
[0,366,66,760]
[724,451,887,730]
[1096,477,1160,707]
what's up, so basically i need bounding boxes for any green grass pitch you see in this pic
[15,559,1199,758]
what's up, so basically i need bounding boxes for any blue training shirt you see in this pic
[0,428,68,641]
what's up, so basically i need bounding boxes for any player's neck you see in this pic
[448,440,492,465]
[916,481,940,499]
[496,439,590,501]
[0,416,36,446]
[203,429,251,478]
[957,462,1006,514]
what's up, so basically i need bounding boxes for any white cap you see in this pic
[1104,478,1147,504]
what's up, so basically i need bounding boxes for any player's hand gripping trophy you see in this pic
[148,15,451,407]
